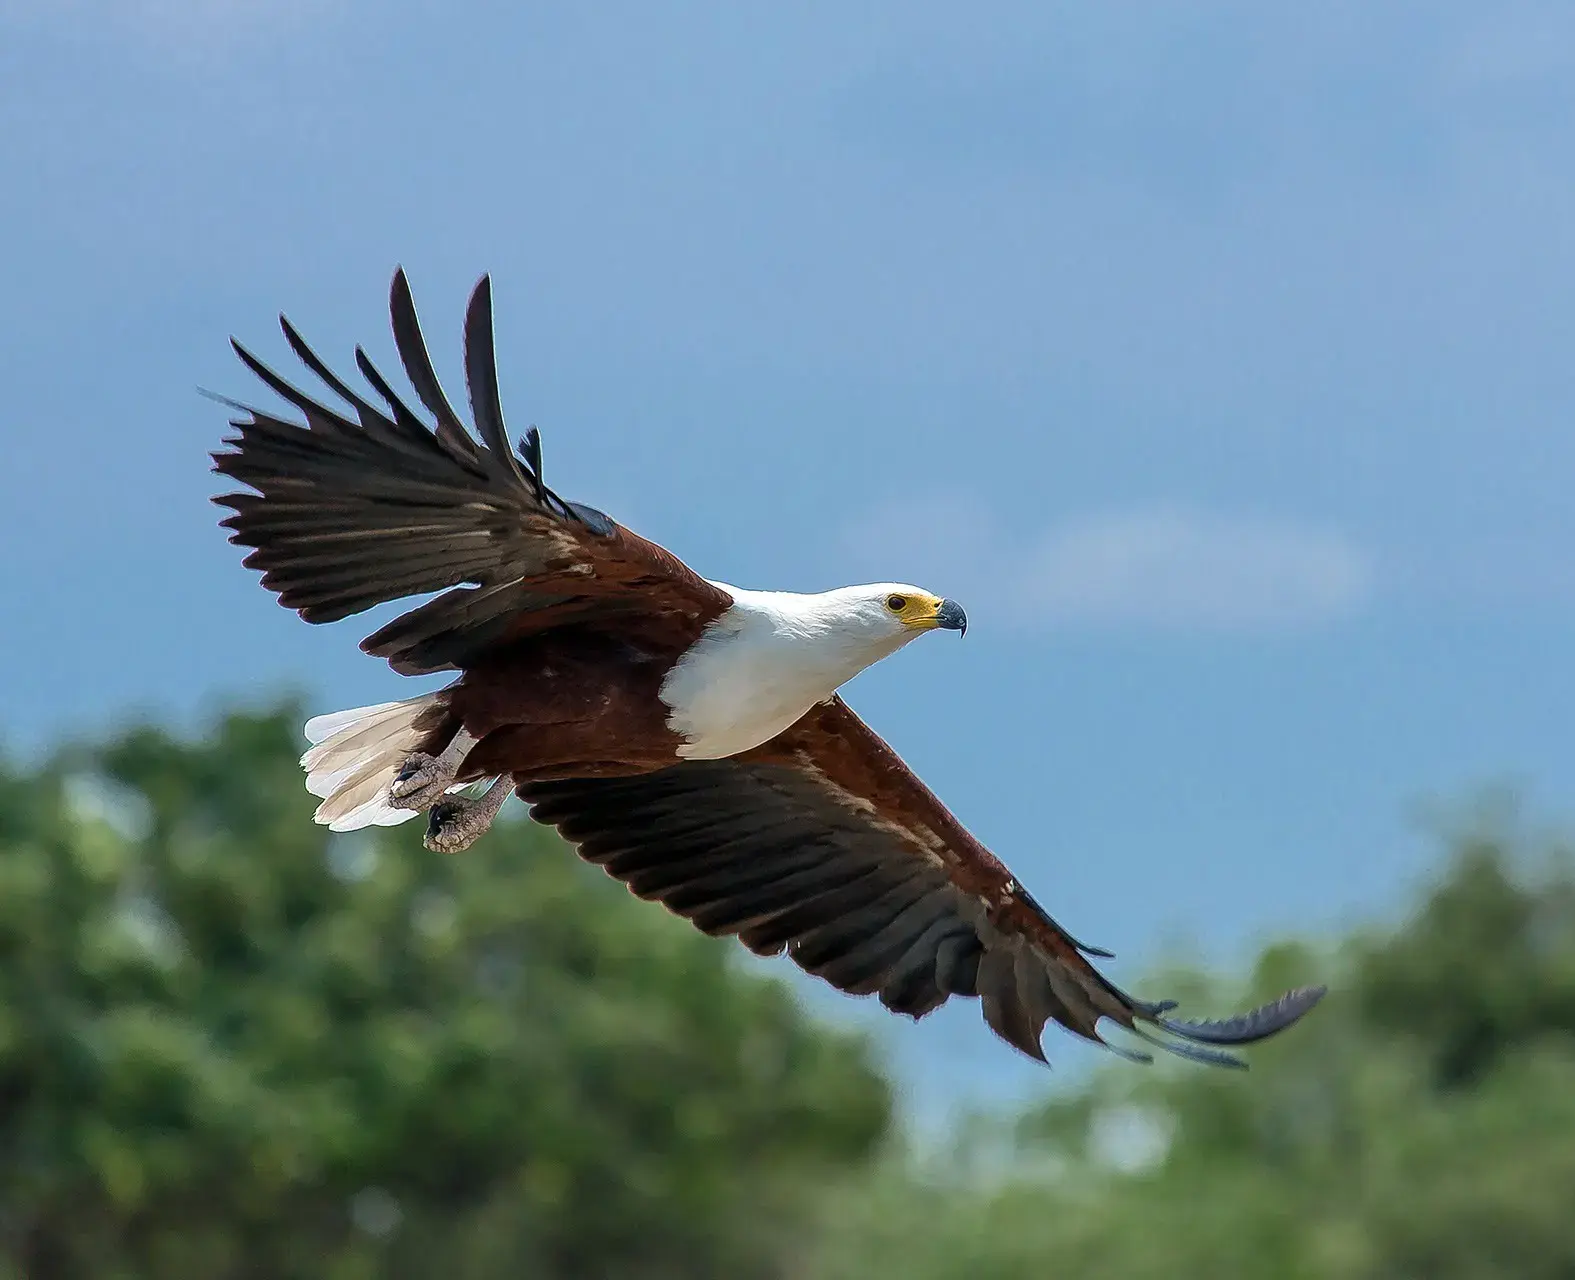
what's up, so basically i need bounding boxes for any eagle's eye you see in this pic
[886,595,908,612]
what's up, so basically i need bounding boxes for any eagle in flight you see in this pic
[211,270,1323,1068]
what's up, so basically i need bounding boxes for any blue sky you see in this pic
[4,1,1574,1118]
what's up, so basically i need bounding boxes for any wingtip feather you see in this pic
[390,265,413,310]
[1154,984,1327,1047]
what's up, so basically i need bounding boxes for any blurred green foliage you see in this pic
[0,704,889,1279]
[4,703,1574,1279]
[810,807,1575,1280]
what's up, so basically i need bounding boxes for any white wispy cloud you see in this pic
[1026,508,1372,629]
[841,502,1374,633]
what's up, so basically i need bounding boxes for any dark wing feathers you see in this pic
[211,268,730,674]
[460,275,531,492]
[1153,986,1329,1046]
[934,932,983,996]
[387,266,478,462]
[520,698,1325,1068]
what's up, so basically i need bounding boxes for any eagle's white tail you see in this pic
[300,694,451,831]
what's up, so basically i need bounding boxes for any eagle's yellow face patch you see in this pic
[885,591,957,631]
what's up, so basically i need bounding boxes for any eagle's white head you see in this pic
[777,581,967,649]
[663,581,968,759]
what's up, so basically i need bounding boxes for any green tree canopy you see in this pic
[8,702,1574,1280]
[0,703,890,1279]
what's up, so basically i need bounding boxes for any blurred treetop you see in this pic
[812,802,1575,1280]
[0,703,890,1280]
[4,702,1572,1280]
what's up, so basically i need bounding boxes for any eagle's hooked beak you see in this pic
[935,598,968,636]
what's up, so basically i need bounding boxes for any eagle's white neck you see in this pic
[659,583,919,760]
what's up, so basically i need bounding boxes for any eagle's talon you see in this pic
[388,752,453,810]
[422,778,511,854]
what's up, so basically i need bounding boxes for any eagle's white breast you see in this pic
[658,583,918,760]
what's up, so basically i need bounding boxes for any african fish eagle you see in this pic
[210,269,1323,1068]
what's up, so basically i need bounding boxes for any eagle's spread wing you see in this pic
[521,697,1324,1067]
[211,270,731,675]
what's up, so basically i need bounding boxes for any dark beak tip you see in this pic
[936,598,968,635]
